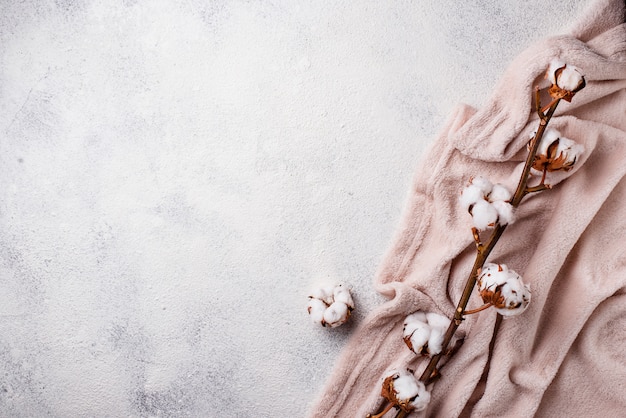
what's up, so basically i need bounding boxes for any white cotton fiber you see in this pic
[307,283,354,327]
[557,65,584,91]
[403,311,450,356]
[477,263,531,318]
[307,298,327,325]
[323,302,349,327]
[488,183,512,203]
[471,177,493,195]
[460,184,485,210]
[471,199,498,231]
[388,369,431,412]
[547,59,566,85]
[491,200,516,225]
[554,136,585,165]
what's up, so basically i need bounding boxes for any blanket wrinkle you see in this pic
[307,0,626,417]
[469,117,626,417]
[568,0,626,41]
[453,18,626,163]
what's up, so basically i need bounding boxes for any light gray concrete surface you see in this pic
[0,1,587,416]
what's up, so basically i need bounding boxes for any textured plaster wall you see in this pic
[1,1,586,417]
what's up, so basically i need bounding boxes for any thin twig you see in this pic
[463,303,493,315]
[525,184,551,194]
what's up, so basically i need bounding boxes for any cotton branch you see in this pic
[366,60,586,418]
[417,94,562,385]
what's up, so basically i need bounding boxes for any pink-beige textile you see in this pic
[308,0,626,416]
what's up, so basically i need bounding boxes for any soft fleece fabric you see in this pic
[308,0,626,416]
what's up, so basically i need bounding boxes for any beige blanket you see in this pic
[308,0,626,416]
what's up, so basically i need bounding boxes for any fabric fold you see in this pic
[307,0,626,416]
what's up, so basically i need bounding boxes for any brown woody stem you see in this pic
[418,95,562,385]
[525,183,551,194]
[367,402,394,418]
[395,410,407,418]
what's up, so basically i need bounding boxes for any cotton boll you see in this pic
[323,302,349,327]
[425,312,449,355]
[333,284,354,309]
[405,322,430,354]
[536,128,561,156]
[533,128,584,173]
[478,263,509,290]
[460,184,485,210]
[425,312,449,330]
[307,298,327,325]
[477,263,531,318]
[403,313,430,354]
[307,283,355,327]
[557,65,584,91]
[405,311,427,324]
[554,136,584,167]
[546,60,586,103]
[471,199,498,231]
[310,285,335,305]
[403,311,450,356]
[381,369,431,413]
[471,176,493,195]
[492,200,516,225]
[392,371,420,401]
[495,276,531,317]
[547,59,584,91]
[426,326,445,356]
[547,59,565,85]
[393,371,430,412]
[488,183,512,203]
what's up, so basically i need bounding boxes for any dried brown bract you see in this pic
[529,128,584,175]
[367,369,430,417]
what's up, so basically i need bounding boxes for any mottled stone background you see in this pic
[1,1,587,416]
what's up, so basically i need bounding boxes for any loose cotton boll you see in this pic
[471,199,498,231]
[333,284,354,307]
[309,285,335,306]
[307,298,326,324]
[307,283,355,327]
[323,302,349,327]
[380,369,431,413]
